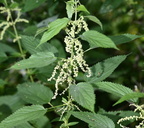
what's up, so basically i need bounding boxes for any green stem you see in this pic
[4,0,34,82]
[47,104,65,111]
[12,23,25,58]
[74,0,78,21]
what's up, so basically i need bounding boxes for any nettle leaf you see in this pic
[10,52,56,69]
[0,94,25,112]
[84,15,103,30]
[66,0,75,19]
[37,15,58,28]
[81,30,118,49]
[77,5,90,14]
[39,18,69,45]
[99,110,139,127]
[50,39,66,58]
[30,116,51,128]
[0,105,47,128]
[13,122,34,128]
[23,0,46,12]
[17,82,53,105]
[35,26,49,37]
[85,55,127,83]
[114,92,144,106]
[72,112,115,128]
[0,43,16,53]
[21,35,58,54]
[69,82,95,112]
[0,52,7,63]
[93,81,137,103]
[109,34,144,45]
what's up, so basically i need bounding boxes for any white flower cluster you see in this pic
[65,16,89,38]
[117,104,144,128]
[48,16,91,99]
[0,6,28,41]
[48,58,75,99]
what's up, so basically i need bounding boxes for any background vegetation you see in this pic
[0,0,144,127]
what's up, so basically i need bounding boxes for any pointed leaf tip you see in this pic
[81,30,118,50]
[39,18,69,45]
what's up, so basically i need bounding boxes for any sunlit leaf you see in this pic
[77,5,90,14]
[81,30,118,49]
[114,92,144,106]
[39,18,69,45]
[66,0,75,19]
[84,15,103,30]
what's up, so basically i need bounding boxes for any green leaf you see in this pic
[0,105,47,128]
[17,82,53,105]
[0,79,7,86]
[10,52,56,69]
[67,122,79,127]
[0,52,7,63]
[0,0,4,4]
[99,110,139,127]
[77,5,90,14]
[0,104,12,122]
[10,2,19,9]
[0,43,16,53]
[50,39,66,58]
[81,30,118,49]
[84,15,103,30]
[23,0,46,12]
[69,82,95,112]
[23,25,38,36]
[72,112,115,128]
[93,82,137,103]
[0,94,25,112]
[39,18,69,45]
[13,122,34,128]
[37,15,58,28]
[30,116,51,128]
[66,0,75,19]
[114,92,144,106]
[100,0,123,14]
[109,34,144,45]
[36,64,56,83]
[35,26,49,37]
[85,55,127,83]
[21,35,58,54]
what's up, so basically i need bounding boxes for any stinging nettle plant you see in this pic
[0,0,144,128]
